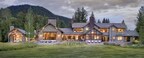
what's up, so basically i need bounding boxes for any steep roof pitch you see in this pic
[43,24,58,32]
[40,23,63,33]
[9,28,26,34]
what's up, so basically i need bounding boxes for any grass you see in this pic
[0,42,37,51]
[0,42,144,58]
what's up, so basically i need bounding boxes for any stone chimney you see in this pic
[10,26,14,31]
[48,19,56,26]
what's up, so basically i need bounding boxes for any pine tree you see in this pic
[24,7,35,42]
[136,7,144,44]
[81,7,87,22]
[107,19,110,23]
[105,18,108,23]
[97,19,101,23]
[102,18,106,23]
[73,7,87,23]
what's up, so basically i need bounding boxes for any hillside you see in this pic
[7,4,71,26]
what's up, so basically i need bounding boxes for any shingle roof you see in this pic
[96,23,112,28]
[95,23,126,28]
[17,28,26,34]
[116,30,139,36]
[123,30,139,36]
[42,24,59,32]
[60,28,85,35]
[59,28,73,34]
[72,23,88,28]
[72,23,126,28]
[113,23,126,28]
[10,28,26,34]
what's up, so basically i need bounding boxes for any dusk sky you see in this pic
[0,0,144,30]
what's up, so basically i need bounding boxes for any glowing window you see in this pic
[117,29,124,32]
[73,28,83,32]
[117,36,123,40]
[113,37,115,39]
[100,29,108,32]
[85,27,89,30]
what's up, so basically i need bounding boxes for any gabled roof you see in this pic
[43,24,58,32]
[9,28,26,34]
[40,23,63,33]
[72,23,88,28]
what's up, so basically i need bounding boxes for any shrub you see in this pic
[124,44,144,48]
[132,40,140,44]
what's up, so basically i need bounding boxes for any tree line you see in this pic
[0,7,66,42]
[72,7,110,23]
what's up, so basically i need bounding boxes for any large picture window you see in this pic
[43,32,57,40]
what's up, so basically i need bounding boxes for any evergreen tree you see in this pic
[57,19,66,28]
[97,19,101,23]
[107,18,110,23]
[81,7,87,22]
[73,7,87,23]
[136,6,144,44]
[102,18,110,23]
[24,7,35,42]
[0,8,14,42]
[102,18,106,23]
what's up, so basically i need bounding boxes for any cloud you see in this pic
[0,0,143,29]
[61,6,75,12]
[93,7,140,30]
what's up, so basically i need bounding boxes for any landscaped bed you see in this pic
[0,42,144,58]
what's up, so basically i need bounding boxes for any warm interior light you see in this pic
[58,34,61,37]
[117,36,123,40]
[91,31,94,34]
[85,27,89,30]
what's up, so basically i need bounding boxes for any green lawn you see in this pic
[0,43,144,58]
